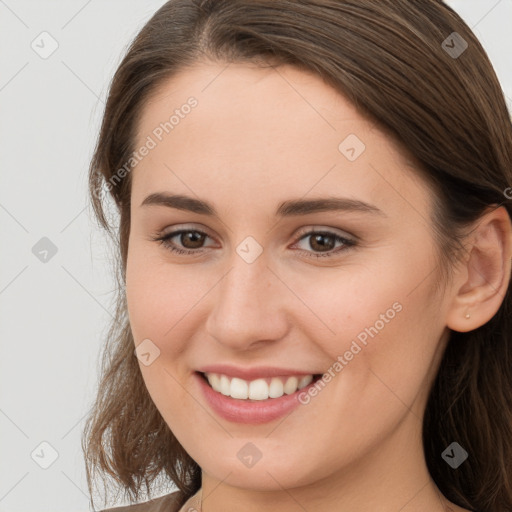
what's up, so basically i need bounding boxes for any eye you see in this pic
[150,227,357,258]
[291,229,356,259]
[151,229,215,255]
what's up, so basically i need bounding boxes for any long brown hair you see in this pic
[83,1,512,510]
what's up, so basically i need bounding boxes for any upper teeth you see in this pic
[204,373,314,400]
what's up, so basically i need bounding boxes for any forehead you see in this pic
[131,61,430,222]
[136,60,366,148]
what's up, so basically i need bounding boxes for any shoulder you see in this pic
[100,490,182,512]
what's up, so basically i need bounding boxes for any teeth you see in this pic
[204,372,315,400]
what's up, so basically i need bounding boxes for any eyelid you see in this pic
[293,225,356,241]
[157,223,216,240]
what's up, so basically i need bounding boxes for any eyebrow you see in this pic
[140,192,386,217]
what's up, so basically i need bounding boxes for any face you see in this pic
[125,61,453,491]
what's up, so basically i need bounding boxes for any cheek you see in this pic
[286,248,442,397]
[125,251,201,417]
[125,245,201,347]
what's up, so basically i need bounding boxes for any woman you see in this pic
[82,1,512,511]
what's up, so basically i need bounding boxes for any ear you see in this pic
[446,205,512,333]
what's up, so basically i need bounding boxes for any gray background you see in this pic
[1,1,511,511]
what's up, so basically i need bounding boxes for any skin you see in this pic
[125,61,511,512]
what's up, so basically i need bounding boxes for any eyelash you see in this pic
[150,228,357,259]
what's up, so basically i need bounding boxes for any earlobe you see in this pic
[446,205,512,333]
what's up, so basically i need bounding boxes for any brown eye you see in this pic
[308,233,336,252]
[152,229,214,255]
[293,229,356,259]
[179,231,206,249]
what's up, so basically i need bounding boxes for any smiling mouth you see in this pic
[197,371,323,401]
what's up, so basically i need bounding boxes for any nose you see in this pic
[205,249,289,351]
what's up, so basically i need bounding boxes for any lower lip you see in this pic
[194,372,320,424]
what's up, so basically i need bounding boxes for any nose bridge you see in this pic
[205,247,287,349]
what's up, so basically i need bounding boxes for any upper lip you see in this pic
[196,364,322,381]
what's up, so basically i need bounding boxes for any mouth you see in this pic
[196,371,324,402]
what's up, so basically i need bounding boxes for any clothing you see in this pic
[100,488,202,512]
[101,488,479,512]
